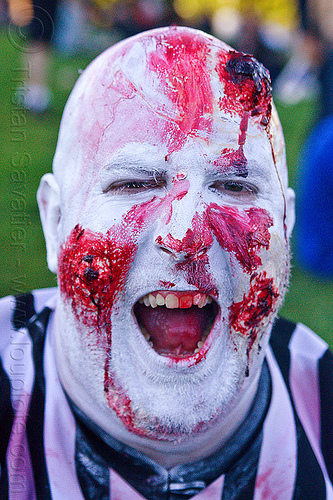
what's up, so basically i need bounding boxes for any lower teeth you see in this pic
[141,329,209,355]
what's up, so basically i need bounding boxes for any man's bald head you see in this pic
[53,26,288,200]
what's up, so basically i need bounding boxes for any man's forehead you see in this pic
[53,26,287,189]
[102,134,273,175]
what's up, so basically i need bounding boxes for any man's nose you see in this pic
[155,208,213,262]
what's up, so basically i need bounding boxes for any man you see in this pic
[1,26,332,499]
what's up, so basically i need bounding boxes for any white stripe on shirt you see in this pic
[254,347,297,500]
[3,323,36,500]
[110,469,148,499]
[289,322,333,499]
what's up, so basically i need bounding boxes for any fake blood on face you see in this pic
[213,112,249,178]
[148,32,214,153]
[154,202,275,366]
[156,210,217,295]
[155,203,273,297]
[214,51,271,179]
[207,204,273,273]
[58,221,141,430]
[216,51,272,126]
[58,197,162,337]
[59,168,274,426]
[58,195,162,432]
[152,202,276,368]
[156,211,213,257]
[229,272,279,360]
[59,179,190,336]
[214,146,248,178]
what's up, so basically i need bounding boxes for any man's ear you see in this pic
[285,187,295,240]
[37,173,61,274]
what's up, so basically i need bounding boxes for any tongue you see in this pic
[134,303,210,357]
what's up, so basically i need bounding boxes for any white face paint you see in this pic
[39,27,295,461]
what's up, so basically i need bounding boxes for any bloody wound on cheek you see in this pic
[58,224,137,344]
[58,223,150,435]
[58,196,164,333]
[229,271,279,372]
[229,272,279,335]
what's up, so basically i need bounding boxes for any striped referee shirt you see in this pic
[0,288,332,499]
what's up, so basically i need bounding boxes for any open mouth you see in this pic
[134,291,219,358]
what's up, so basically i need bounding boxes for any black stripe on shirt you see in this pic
[318,348,333,483]
[25,307,52,500]
[0,358,15,499]
[222,430,262,500]
[75,420,110,500]
[292,421,328,499]
[270,318,327,499]
[12,293,35,331]
[269,317,296,369]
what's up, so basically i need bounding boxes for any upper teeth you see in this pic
[139,292,213,309]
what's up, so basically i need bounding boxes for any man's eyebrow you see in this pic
[209,160,272,179]
[103,145,168,176]
[104,162,167,177]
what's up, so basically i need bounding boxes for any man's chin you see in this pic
[104,335,247,442]
[57,292,261,444]
[104,384,234,443]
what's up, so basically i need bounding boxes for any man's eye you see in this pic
[210,180,258,197]
[105,178,166,194]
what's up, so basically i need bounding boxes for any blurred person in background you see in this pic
[175,0,298,82]
[111,0,181,37]
[296,115,333,279]
[274,0,333,112]
[281,1,333,278]
[8,0,59,112]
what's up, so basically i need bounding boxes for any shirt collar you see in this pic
[68,361,271,499]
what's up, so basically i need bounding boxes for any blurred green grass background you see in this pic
[1,28,332,347]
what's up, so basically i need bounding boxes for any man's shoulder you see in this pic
[0,288,58,315]
[270,316,330,361]
[270,316,332,383]
[0,288,58,349]
[270,317,333,483]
